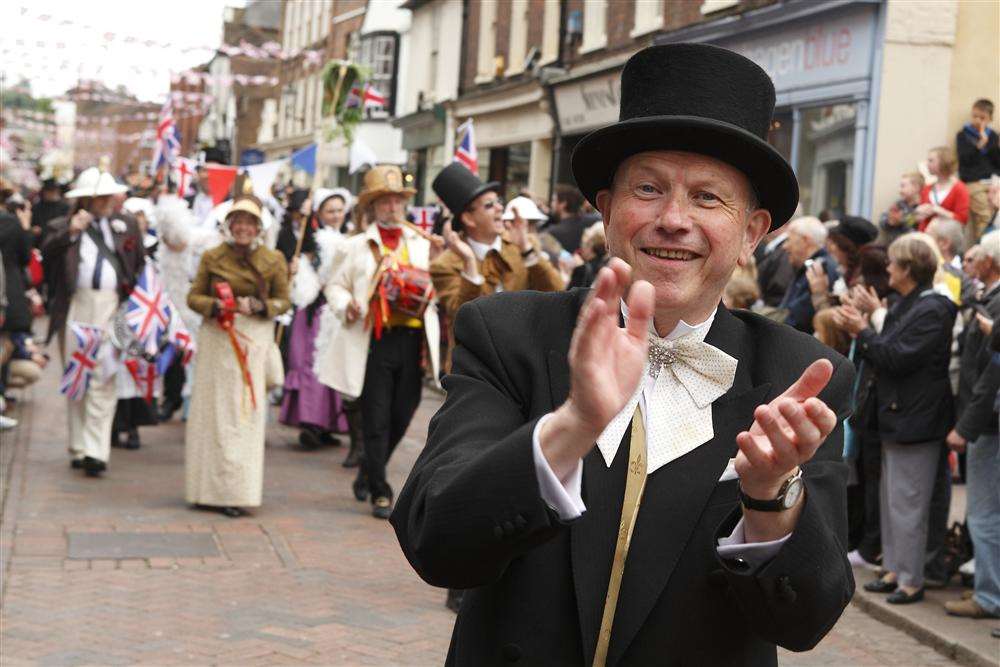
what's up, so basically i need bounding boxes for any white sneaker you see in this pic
[848,550,881,571]
[959,558,975,576]
[0,415,17,430]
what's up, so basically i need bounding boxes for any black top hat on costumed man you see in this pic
[431,162,501,219]
[571,43,799,230]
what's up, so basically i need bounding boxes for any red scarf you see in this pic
[377,223,403,250]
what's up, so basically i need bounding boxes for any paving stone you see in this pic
[66,531,220,559]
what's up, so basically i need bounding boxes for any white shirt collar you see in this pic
[468,235,502,262]
[620,299,717,342]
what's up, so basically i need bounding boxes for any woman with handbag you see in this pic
[185,196,290,517]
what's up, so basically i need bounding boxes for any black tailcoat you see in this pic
[392,289,855,666]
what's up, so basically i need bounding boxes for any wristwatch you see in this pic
[738,469,804,512]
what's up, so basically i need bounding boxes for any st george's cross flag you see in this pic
[60,323,103,400]
[125,264,172,355]
[454,119,478,173]
[362,83,387,110]
[172,157,198,197]
[408,206,438,234]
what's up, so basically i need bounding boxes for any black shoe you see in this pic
[82,456,106,477]
[220,507,244,518]
[158,399,181,423]
[70,458,85,469]
[372,496,393,519]
[352,472,369,502]
[342,449,361,468]
[445,589,464,613]
[298,428,323,450]
[991,628,1000,639]
[319,431,342,447]
[124,429,141,450]
[863,578,898,593]
[886,588,924,604]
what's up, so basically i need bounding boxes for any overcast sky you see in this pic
[2,0,246,103]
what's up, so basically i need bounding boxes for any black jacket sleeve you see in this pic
[955,356,1000,441]
[855,298,955,375]
[391,300,565,589]
[716,356,856,652]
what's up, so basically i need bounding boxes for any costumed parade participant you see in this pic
[185,196,290,518]
[280,188,351,450]
[315,165,440,519]
[154,191,221,421]
[42,164,145,477]
[431,163,563,372]
[111,197,161,449]
[392,44,855,665]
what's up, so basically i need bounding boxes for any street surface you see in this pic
[0,363,961,665]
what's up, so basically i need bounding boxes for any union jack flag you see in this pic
[152,98,180,170]
[408,206,438,233]
[454,119,478,173]
[125,265,171,355]
[60,323,103,401]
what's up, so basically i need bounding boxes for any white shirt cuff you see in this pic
[523,252,539,268]
[532,413,586,520]
[461,271,484,286]
[717,518,791,568]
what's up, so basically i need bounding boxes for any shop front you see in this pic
[452,82,554,203]
[551,63,624,188]
[660,0,884,218]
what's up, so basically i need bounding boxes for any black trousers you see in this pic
[360,328,423,499]
[161,352,185,408]
[851,431,882,563]
[926,444,952,562]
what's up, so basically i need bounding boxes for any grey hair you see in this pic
[926,218,965,255]
[979,230,1000,267]
[787,216,828,247]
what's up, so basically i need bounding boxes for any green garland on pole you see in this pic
[321,60,371,144]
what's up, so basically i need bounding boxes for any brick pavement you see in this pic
[0,362,963,665]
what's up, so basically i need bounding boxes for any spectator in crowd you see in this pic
[927,218,978,306]
[956,99,1000,242]
[756,227,795,306]
[1,188,34,342]
[30,178,68,246]
[779,216,839,334]
[3,334,47,391]
[812,307,850,356]
[187,166,216,225]
[944,230,1000,619]
[840,245,892,571]
[984,175,1000,235]
[545,183,600,254]
[917,146,970,232]
[837,234,957,604]
[808,216,878,312]
[877,172,924,247]
[567,221,609,289]
[722,273,761,311]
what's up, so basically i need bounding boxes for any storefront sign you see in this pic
[717,4,876,93]
[553,71,622,135]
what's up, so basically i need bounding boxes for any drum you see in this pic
[378,264,435,320]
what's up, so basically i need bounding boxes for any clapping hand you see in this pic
[539,259,654,480]
[443,221,479,277]
[976,312,994,336]
[833,304,868,337]
[805,262,829,296]
[849,284,881,316]
[506,206,532,253]
[735,360,837,500]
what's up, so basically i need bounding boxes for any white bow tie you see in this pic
[596,333,738,475]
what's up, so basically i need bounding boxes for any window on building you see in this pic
[541,0,560,64]
[284,2,295,50]
[580,0,607,54]
[507,0,529,75]
[304,75,313,131]
[353,32,399,117]
[314,74,324,123]
[700,0,739,15]
[631,0,664,38]
[796,103,857,218]
[427,1,441,99]
[476,0,498,83]
[296,78,306,135]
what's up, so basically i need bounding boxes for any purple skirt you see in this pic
[279,307,347,432]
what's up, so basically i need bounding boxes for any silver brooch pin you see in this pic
[647,340,677,379]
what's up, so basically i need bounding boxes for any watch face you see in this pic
[782,478,804,509]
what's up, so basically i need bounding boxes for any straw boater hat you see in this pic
[64,166,129,199]
[571,43,799,230]
[355,165,416,210]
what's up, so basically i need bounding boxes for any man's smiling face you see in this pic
[596,151,770,328]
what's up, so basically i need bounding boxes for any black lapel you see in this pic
[605,306,771,665]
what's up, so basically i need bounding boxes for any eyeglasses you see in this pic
[479,198,504,211]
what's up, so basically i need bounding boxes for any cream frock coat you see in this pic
[314,223,440,399]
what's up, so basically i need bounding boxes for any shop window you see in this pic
[767,112,793,164]
[797,103,856,218]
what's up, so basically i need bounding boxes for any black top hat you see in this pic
[831,216,878,247]
[432,163,500,218]
[571,43,798,230]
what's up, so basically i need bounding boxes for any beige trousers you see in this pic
[61,288,119,464]
[966,180,993,247]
